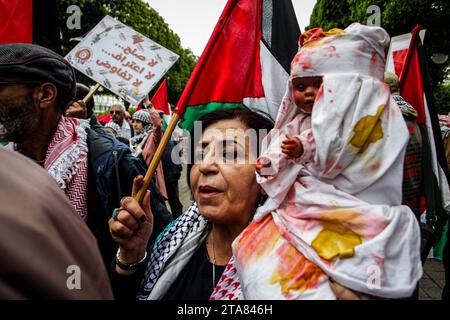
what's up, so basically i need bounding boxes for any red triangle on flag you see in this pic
[392,49,408,78]
[97,113,112,123]
[0,0,33,44]
[398,25,425,125]
[150,80,171,115]
[173,0,300,131]
[174,0,264,116]
[400,45,425,125]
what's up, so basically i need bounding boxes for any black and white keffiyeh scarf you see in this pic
[137,203,209,300]
[130,125,152,157]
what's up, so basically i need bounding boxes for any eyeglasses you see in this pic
[110,110,123,115]
[0,80,42,86]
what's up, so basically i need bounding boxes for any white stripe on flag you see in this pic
[243,40,289,121]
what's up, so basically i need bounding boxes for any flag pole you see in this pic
[83,83,101,103]
[134,112,181,204]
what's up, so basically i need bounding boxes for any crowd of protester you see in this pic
[0,23,448,301]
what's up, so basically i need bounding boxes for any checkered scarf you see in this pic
[137,203,209,300]
[44,116,89,219]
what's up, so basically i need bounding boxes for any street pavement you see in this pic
[420,259,445,300]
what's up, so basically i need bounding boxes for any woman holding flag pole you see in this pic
[107,0,364,300]
[108,108,359,300]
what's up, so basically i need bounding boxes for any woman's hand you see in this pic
[330,280,361,300]
[108,176,153,274]
[149,109,162,127]
[256,157,272,177]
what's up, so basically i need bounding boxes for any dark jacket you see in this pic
[161,140,182,183]
[85,126,172,268]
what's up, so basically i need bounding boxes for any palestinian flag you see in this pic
[0,0,61,53]
[97,113,112,124]
[386,25,450,243]
[135,79,171,130]
[150,79,171,116]
[149,79,171,131]
[174,0,301,131]
[150,79,171,131]
[136,80,171,114]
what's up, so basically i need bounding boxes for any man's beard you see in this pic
[0,94,40,144]
[113,117,123,126]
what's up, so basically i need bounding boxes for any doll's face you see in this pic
[292,76,323,114]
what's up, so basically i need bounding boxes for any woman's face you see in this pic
[190,119,262,227]
[132,119,144,133]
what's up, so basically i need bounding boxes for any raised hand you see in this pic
[66,100,88,119]
[108,175,153,274]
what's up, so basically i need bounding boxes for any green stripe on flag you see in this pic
[179,102,246,132]
[161,116,168,132]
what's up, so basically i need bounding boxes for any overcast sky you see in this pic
[144,0,317,56]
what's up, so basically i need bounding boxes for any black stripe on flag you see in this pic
[417,38,450,181]
[417,37,449,243]
[33,0,61,54]
[261,0,301,74]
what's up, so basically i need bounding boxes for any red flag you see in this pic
[173,0,300,131]
[150,80,171,115]
[97,114,112,123]
[174,0,264,116]
[392,49,408,77]
[0,0,33,44]
[387,25,450,243]
[399,25,426,125]
[0,0,61,52]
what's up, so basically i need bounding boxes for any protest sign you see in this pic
[65,15,179,105]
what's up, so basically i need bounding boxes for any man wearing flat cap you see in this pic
[0,43,172,269]
[0,43,89,217]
